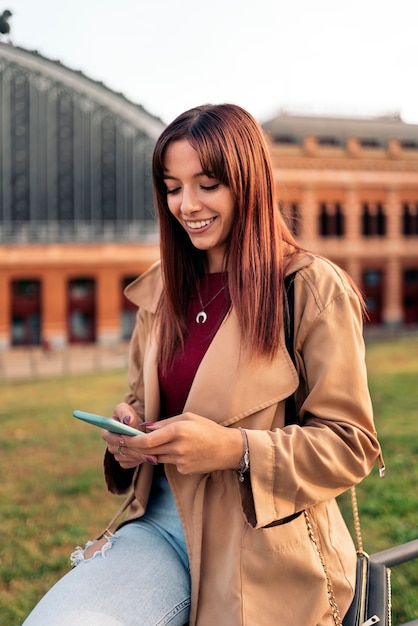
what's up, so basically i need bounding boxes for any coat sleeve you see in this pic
[244,260,381,528]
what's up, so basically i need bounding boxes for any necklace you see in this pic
[195,285,226,324]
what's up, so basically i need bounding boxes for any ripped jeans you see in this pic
[22,475,191,626]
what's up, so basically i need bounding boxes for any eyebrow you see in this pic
[162,170,211,181]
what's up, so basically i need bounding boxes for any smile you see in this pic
[185,218,215,230]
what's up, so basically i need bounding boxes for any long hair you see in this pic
[152,103,302,368]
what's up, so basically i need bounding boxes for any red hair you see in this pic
[152,104,302,368]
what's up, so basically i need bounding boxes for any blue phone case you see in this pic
[73,410,144,436]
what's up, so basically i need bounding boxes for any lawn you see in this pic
[1,335,417,625]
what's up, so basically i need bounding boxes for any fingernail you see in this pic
[146,456,158,465]
[142,421,154,427]
[119,438,125,445]
[123,415,130,424]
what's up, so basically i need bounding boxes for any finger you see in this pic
[128,429,174,452]
[113,443,136,462]
[117,444,128,458]
[112,403,141,428]
[101,430,121,444]
[114,446,158,468]
[144,415,184,429]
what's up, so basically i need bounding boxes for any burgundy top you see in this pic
[158,273,230,418]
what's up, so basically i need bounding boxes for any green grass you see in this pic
[0,370,129,625]
[1,336,418,625]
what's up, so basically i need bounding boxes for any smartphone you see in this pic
[73,410,144,437]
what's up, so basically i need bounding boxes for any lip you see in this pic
[183,217,216,232]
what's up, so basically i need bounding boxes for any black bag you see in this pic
[343,554,391,626]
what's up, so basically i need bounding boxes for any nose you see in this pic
[180,187,201,215]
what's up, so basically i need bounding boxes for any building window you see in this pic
[402,203,418,236]
[10,279,41,346]
[56,90,75,221]
[10,71,30,222]
[121,276,138,340]
[318,136,341,147]
[359,138,381,148]
[362,269,383,325]
[319,202,344,237]
[401,140,418,150]
[274,134,298,145]
[362,203,386,237]
[101,115,117,221]
[67,278,96,343]
[403,268,418,324]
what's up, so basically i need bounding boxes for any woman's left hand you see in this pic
[105,413,244,475]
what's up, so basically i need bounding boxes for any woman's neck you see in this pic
[206,250,226,273]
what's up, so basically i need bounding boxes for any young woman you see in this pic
[24,104,380,626]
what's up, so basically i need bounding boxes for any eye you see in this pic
[166,186,181,195]
[201,183,221,191]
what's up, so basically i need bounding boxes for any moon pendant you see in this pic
[196,311,207,324]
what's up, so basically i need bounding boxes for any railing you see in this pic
[371,539,418,568]
[370,540,418,625]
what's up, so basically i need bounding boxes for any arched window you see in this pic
[402,203,418,236]
[362,203,386,237]
[319,202,345,237]
[376,203,386,236]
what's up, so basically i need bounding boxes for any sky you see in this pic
[2,0,418,126]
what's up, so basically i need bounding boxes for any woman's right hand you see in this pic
[102,402,158,468]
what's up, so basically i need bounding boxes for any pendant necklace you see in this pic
[195,285,226,324]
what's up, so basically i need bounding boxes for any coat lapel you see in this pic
[183,308,299,426]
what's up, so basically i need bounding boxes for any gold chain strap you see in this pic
[304,487,365,626]
[304,510,343,626]
[350,486,365,555]
[386,569,392,626]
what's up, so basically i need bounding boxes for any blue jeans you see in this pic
[22,475,191,626]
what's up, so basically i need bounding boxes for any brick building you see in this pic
[262,113,418,326]
[1,42,417,350]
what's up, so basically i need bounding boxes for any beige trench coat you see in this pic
[104,251,380,626]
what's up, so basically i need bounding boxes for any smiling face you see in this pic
[163,139,235,273]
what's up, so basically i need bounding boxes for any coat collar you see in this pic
[124,259,163,311]
[124,249,315,313]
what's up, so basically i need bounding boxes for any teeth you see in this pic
[186,219,213,229]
